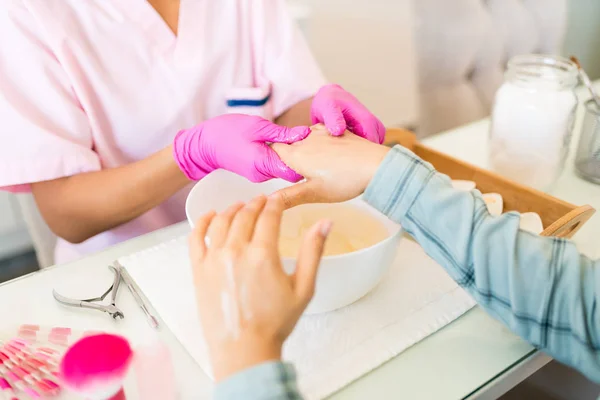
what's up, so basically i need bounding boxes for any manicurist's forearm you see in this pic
[275,98,313,127]
[31,145,189,243]
[363,145,600,383]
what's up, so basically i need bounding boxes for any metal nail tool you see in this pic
[52,265,125,320]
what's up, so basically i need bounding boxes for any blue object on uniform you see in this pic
[226,93,271,108]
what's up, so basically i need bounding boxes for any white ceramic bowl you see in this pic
[185,170,402,314]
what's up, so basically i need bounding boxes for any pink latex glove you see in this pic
[173,114,310,183]
[311,84,386,144]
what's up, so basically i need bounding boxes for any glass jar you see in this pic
[489,54,579,191]
[574,99,600,184]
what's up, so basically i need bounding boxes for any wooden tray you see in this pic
[384,129,595,239]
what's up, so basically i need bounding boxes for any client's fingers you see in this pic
[252,196,285,251]
[189,211,217,263]
[271,180,323,209]
[226,196,267,246]
[206,202,245,248]
[293,220,331,303]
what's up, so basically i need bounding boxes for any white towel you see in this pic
[119,237,475,399]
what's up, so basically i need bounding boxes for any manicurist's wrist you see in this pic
[163,144,194,185]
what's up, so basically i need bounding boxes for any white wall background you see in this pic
[564,0,600,80]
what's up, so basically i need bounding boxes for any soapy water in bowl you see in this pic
[279,203,390,258]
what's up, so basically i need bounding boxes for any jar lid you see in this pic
[507,54,578,88]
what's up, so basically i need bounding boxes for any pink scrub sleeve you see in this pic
[257,1,327,118]
[0,5,100,193]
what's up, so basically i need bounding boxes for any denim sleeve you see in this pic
[213,361,302,400]
[363,145,600,383]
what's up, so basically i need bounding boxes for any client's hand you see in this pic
[272,124,390,208]
[189,196,331,381]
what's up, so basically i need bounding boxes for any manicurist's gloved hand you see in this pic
[311,84,386,144]
[173,114,310,183]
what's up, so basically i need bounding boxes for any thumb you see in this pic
[293,220,332,304]
[255,125,311,144]
[321,104,347,136]
[256,149,303,183]
[270,179,322,209]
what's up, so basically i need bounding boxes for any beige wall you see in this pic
[563,0,600,79]
[296,0,420,129]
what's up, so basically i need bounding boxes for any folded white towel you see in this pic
[120,237,475,399]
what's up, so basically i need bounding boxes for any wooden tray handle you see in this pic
[383,128,595,240]
[383,128,417,151]
[541,205,596,239]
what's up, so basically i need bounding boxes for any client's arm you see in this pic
[273,127,600,384]
[214,362,301,400]
[363,146,600,383]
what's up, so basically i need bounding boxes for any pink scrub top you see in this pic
[0,0,325,264]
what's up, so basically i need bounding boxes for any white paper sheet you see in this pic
[119,237,475,399]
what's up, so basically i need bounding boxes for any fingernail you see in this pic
[320,220,333,237]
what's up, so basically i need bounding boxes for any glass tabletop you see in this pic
[329,307,537,399]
